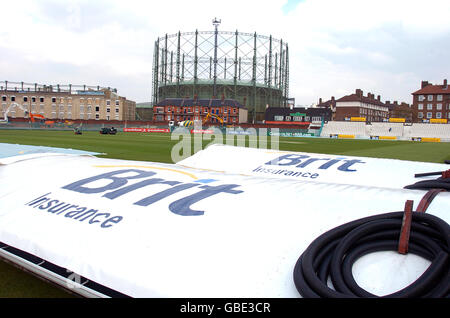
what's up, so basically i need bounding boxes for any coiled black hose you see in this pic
[293,211,450,298]
[404,169,450,191]
[404,176,450,191]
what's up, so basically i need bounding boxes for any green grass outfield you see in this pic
[0,129,449,164]
[0,129,449,297]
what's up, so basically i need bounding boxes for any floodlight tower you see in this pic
[212,17,221,98]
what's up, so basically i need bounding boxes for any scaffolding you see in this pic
[152,23,289,123]
[0,81,117,94]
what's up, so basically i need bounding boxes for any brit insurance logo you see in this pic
[252,153,366,179]
[25,167,244,229]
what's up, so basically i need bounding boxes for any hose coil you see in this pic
[293,212,450,298]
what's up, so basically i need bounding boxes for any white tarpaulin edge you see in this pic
[0,149,449,297]
[178,144,449,190]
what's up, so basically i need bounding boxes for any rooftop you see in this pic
[412,79,449,95]
[336,89,386,107]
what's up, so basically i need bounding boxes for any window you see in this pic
[23,96,28,102]
[437,95,443,101]
[95,114,99,119]
[51,97,56,103]
[106,100,111,106]
[418,95,425,101]
[427,104,433,110]
[436,112,442,119]
[427,95,433,101]
[31,97,36,103]
[437,103,442,110]
[115,100,119,106]
[40,97,44,103]
[1,96,6,102]
[106,108,110,113]
[426,112,432,119]
[95,106,100,112]
[11,96,15,102]
[115,108,119,113]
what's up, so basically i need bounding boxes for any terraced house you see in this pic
[0,81,136,122]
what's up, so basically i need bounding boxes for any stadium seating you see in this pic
[367,123,404,137]
[320,121,366,137]
[409,123,450,139]
[320,121,450,140]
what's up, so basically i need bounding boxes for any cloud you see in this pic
[0,0,449,105]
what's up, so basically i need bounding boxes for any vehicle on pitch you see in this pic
[100,127,117,135]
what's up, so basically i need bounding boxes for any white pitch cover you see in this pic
[178,144,450,189]
[0,150,449,297]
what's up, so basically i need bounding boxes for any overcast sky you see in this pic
[1,0,449,106]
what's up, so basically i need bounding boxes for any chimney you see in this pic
[394,101,398,105]
[377,95,381,101]
[444,79,448,89]
[421,81,429,89]
[355,89,363,97]
[319,98,322,104]
[385,100,390,105]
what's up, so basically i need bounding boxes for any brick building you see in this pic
[264,107,332,125]
[153,98,248,124]
[334,89,389,122]
[411,79,449,123]
[0,81,136,122]
[385,101,413,122]
[317,96,336,120]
